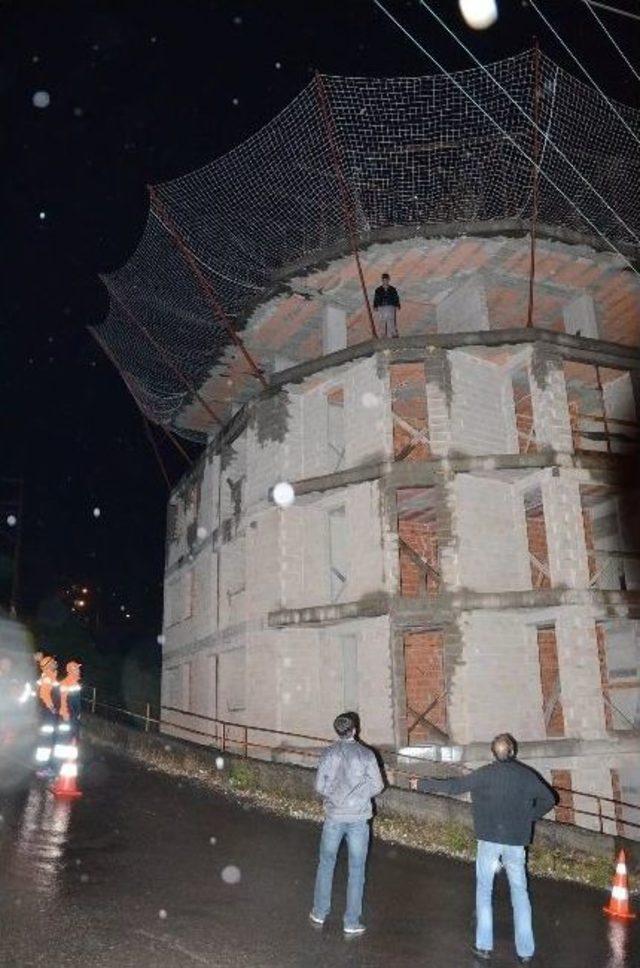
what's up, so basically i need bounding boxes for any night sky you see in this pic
[2,1,638,639]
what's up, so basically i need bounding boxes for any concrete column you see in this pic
[424,348,452,457]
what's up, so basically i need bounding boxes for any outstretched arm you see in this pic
[415,772,477,796]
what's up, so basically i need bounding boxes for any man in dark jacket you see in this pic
[373,272,401,337]
[411,733,555,964]
[310,712,384,936]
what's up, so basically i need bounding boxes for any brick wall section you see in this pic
[514,381,537,453]
[596,623,614,731]
[404,631,447,740]
[526,506,551,588]
[398,518,439,597]
[551,769,575,824]
[555,609,608,740]
[541,477,590,589]
[537,628,565,737]
[424,348,452,457]
[449,350,517,455]
[390,363,430,460]
[530,346,573,451]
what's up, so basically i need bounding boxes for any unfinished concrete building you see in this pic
[95,52,640,836]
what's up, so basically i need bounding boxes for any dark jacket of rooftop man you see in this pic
[373,284,401,309]
[418,760,556,846]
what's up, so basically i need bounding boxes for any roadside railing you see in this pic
[83,692,640,838]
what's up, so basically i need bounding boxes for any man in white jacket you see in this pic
[309,712,385,936]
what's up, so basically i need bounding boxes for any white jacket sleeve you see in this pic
[366,751,385,798]
[315,748,335,797]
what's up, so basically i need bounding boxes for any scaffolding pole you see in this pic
[526,42,541,329]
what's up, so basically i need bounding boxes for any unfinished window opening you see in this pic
[512,368,536,454]
[390,363,430,461]
[328,506,348,603]
[525,488,550,589]
[397,487,440,597]
[551,769,575,824]
[326,388,345,472]
[580,485,632,591]
[221,646,246,712]
[322,304,347,355]
[564,363,639,455]
[536,626,565,737]
[403,631,448,745]
[597,621,640,732]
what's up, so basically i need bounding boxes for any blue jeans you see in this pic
[312,819,369,928]
[476,840,534,958]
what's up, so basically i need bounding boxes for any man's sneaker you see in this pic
[471,947,492,961]
[343,923,366,936]
[308,912,325,926]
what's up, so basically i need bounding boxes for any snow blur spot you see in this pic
[73,106,84,117]
[164,744,172,752]
[158,909,168,920]
[156,634,165,645]
[361,392,380,409]
[197,526,208,540]
[75,858,82,866]
[232,97,239,107]
[215,756,225,770]
[209,836,217,846]
[80,873,89,883]
[32,90,50,108]
[275,62,282,69]
[282,691,291,704]
[92,507,101,518]
[233,15,243,25]
[272,481,295,507]
[221,865,241,885]
[6,515,17,527]
[282,656,292,668]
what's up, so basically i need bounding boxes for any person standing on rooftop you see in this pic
[373,272,401,338]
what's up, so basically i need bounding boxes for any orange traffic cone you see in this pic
[603,850,636,920]
[52,759,82,799]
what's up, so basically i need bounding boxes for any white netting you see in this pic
[96,50,640,437]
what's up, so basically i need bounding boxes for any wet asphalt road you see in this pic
[0,746,638,968]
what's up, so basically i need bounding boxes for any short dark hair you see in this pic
[381,272,390,280]
[491,733,517,761]
[333,712,356,738]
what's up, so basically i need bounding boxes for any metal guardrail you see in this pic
[83,691,640,836]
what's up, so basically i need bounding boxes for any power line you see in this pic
[371,0,640,279]
[418,0,640,247]
[585,1,640,23]
[529,1,640,149]
[581,0,640,84]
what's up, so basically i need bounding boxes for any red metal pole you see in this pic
[148,186,269,389]
[314,72,378,340]
[527,42,541,329]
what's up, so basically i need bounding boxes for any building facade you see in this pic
[160,234,640,836]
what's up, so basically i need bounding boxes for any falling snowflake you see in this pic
[156,634,165,645]
[197,526,208,540]
[73,107,84,117]
[232,97,239,107]
[6,515,17,527]
[215,756,225,770]
[221,865,241,884]
[39,212,46,220]
[209,836,217,845]
[32,91,50,108]
[92,507,101,518]
[275,62,282,69]
[272,482,295,507]
[158,909,167,919]
[233,15,242,25]
[361,392,380,409]
[80,873,89,883]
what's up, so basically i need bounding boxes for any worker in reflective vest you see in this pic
[59,661,82,742]
[35,655,58,773]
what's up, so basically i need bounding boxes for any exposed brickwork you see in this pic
[390,363,430,460]
[398,518,439,597]
[552,769,575,824]
[404,631,447,741]
[526,505,551,589]
[537,628,565,737]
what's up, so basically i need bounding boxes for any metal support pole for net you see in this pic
[103,285,224,427]
[526,42,541,329]
[148,186,269,390]
[314,72,378,340]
